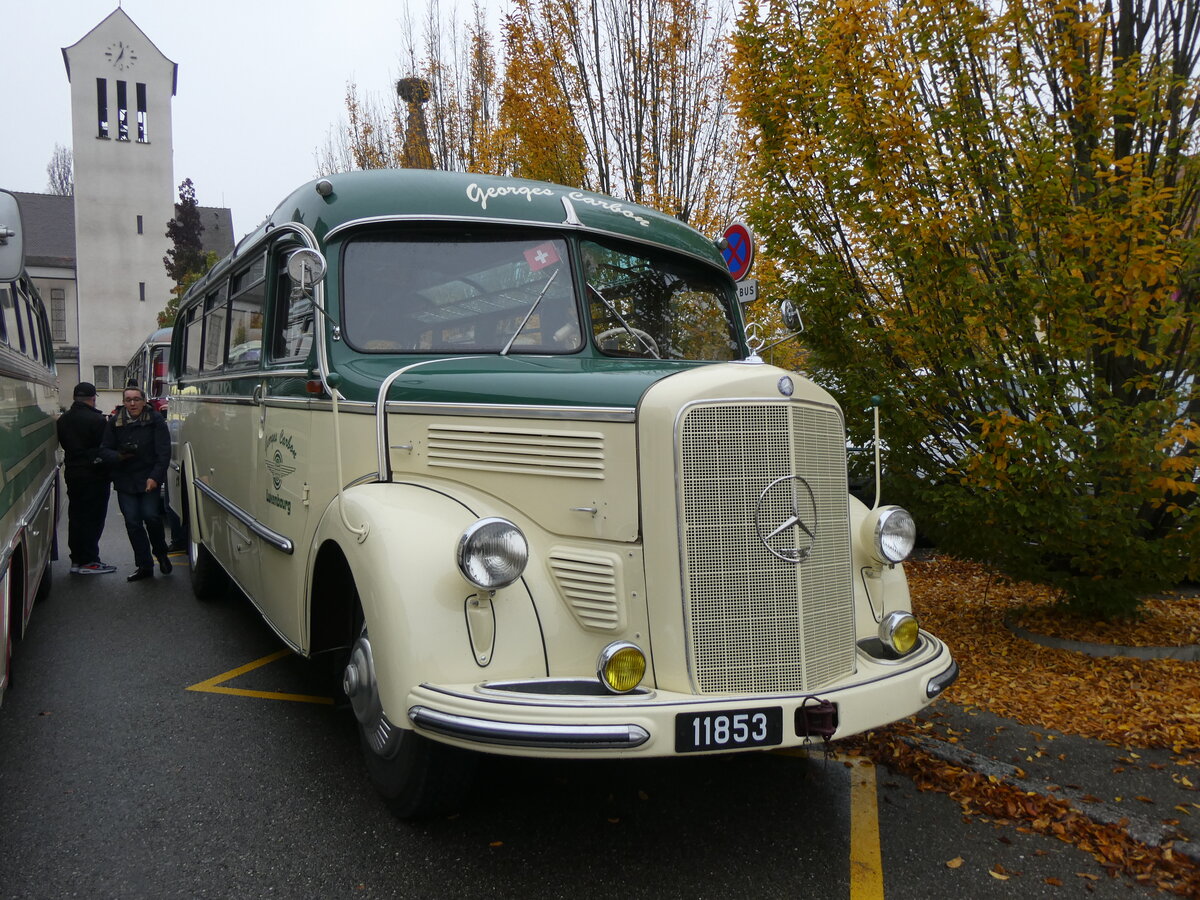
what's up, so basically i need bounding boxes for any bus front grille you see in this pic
[678,401,855,694]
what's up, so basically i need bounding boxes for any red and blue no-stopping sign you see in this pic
[722,221,754,282]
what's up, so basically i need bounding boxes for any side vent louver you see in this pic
[548,550,623,631]
[426,425,604,479]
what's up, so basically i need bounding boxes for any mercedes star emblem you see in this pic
[754,474,818,562]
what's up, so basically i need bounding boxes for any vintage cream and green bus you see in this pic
[123,326,173,413]
[167,170,956,816]
[0,190,60,705]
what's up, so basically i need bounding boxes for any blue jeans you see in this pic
[116,490,170,569]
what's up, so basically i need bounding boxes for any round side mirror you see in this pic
[780,299,804,332]
[287,248,327,287]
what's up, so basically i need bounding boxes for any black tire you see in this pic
[344,602,477,818]
[361,726,478,819]
[188,532,228,601]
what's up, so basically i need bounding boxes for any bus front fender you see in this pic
[309,482,548,724]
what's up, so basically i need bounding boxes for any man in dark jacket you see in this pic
[55,382,116,575]
[100,386,172,582]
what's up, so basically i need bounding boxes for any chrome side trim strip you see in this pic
[408,705,651,750]
[193,480,294,554]
[385,401,636,423]
[175,394,637,423]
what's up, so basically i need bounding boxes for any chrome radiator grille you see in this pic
[678,401,855,693]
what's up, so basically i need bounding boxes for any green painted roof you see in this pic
[257,169,726,270]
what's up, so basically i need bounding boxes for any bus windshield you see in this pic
[340,229,741,360]
[581,238,740,361]
[342,231,581,354]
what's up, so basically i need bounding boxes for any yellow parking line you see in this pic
[187,648,334,705]
[849,758,885,899]
[773,748,885,898]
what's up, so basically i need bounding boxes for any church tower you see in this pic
[62,7,176,403]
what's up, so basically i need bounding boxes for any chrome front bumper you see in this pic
[403,633,956,757]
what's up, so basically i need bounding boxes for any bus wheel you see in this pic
[343,616,477,818]
[188,533,227,601]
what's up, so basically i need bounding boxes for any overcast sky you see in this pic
[0,0,458,238]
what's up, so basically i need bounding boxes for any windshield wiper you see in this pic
[588,284,661,359]
[500,269,560,356]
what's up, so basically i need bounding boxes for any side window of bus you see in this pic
[23,290,40,362]
[269,250,314,363]
[0,286,9,344]
[202,286,228,371]
[183,304,203,375]
[227,254,266,370]
[36,301,52,367]
[150,347,167,398]
[1,282,24,352]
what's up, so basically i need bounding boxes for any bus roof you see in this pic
[242,169,726,271]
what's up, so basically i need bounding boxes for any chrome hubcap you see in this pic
[343,629,400,758]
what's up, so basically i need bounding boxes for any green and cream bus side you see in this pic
[0,190,60,705]
[167,170,956,816]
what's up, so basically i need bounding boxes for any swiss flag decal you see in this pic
[524,242,561,271]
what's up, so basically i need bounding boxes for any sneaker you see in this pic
[75,562,117,575]
[167,539,187,553]
[156,554,173,575]
[126,566,154,582]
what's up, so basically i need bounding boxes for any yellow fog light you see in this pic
[597,642,646,694]
[880,611,920,656]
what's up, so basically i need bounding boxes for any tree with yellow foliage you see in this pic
[318,0,744,237]
[735,0,1200,617]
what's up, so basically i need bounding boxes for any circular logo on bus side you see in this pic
[265,449,296,491]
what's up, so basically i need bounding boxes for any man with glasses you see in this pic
[100,387,173,582]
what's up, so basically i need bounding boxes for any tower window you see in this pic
[50,288,66,342]
[137,215,143,234]
[136,83,148,142]
[96,78,108,138]
[116,80,129,141]
[139,282,146,302]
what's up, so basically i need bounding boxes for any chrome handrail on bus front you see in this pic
[374,357,482,483]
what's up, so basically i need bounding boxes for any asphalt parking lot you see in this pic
[0,508,1183,898]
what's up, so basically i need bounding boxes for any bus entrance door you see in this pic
[253,376,310,642]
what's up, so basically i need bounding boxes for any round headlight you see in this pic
[597,642,646,693]
[456,518,528,590]
[879,610,920,655]
[873,506,916,564]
